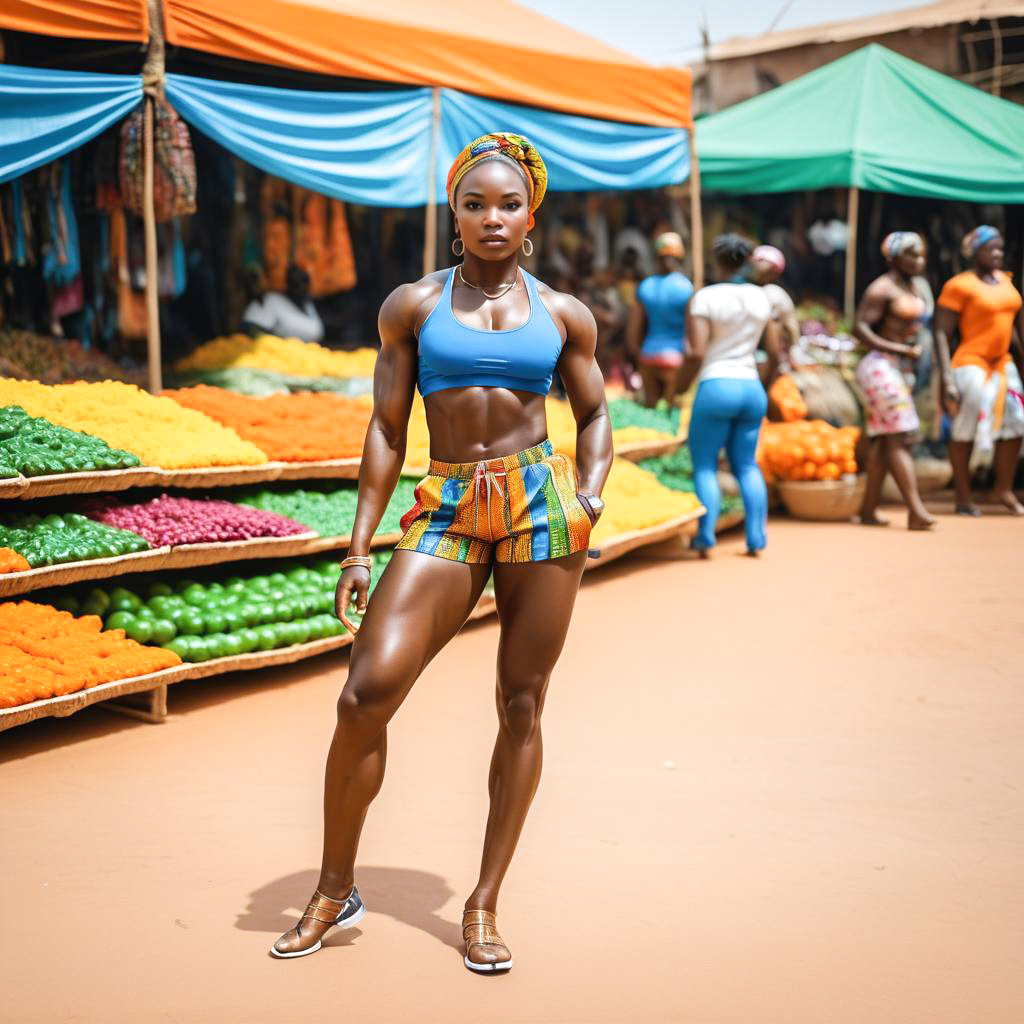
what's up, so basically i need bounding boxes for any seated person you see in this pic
[243,264,324,343]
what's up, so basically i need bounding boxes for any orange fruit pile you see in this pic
[758,419,860,482]
[0,601,182,709]
[0,546,30,574]
[768,375,808,422]
[165,386,372,463]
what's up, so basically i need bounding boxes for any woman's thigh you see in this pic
[491,551,588,696]
[345,550,492,704]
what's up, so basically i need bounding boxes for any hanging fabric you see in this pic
[0,65,142,185]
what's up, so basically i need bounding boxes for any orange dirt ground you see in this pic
[2,510,1022,1024]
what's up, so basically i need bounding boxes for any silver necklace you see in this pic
[458,264,519,300]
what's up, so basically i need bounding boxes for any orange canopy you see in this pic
[0,1,148,42]
[163,0,691,128]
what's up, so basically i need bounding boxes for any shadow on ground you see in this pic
[237,866,462,952]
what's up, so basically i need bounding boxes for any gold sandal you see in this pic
[270,886,365,959]
[462,909,513,973]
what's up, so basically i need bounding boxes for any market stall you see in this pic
[696,44,1024,315]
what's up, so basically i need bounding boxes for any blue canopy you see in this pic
[0,65,142,184]
[165,73,433,207]
[1,65,691,205]
[438,89,689,199]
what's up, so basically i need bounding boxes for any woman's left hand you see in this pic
[577,493,602,526]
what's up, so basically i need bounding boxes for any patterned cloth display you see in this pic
[446,132,548,229]
[857,351,920,436]
[396,440,592,564]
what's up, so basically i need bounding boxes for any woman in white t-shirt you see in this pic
[680,235,780,555]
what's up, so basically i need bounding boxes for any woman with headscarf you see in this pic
[853,232,936,529]
[747,245,799,364]
[934,226,1024,516]
[270,133,613,973]
[626,231,694,406]
[681,234,780,556]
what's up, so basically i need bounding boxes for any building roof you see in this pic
[706,0,1024,62]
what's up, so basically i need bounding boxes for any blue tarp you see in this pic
[1,65,691,204]
[0,65,142,184]
[165,73,434,207]
[438,89,689,200]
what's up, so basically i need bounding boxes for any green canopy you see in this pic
[696,44,1024,203]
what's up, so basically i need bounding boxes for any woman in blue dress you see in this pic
[627,232,694,407]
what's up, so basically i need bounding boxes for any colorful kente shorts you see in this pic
[395,440,593,564]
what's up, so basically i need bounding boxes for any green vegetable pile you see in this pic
[0,511,149,568]
[234,479,417,538]
[639,448,742,519]
[47,553,391,662]
[607,398,680,435]
[0,406,141,478]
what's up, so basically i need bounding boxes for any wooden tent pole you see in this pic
[142,97,161,394]
[422,87,441,277]
[142,0,166,394]
[688,125,704,289]
[844,185,860,322]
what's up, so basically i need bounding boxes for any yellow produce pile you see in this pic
[0,379,268,469]
[589,458,702,546]
[175,333,378,379]
[758,419,860,482]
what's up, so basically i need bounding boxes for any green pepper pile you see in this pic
[0,511,149,569]
[0,406,141,478]
[607,397,681,435]
[47,553,391,662]
[234,479,416,538]
[639,448,742,519]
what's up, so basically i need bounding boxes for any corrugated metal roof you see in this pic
[706,0,1024,61]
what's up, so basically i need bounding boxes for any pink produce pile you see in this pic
[84,494,309,547]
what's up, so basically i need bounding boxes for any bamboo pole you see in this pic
[422,87,441,277]
[142,0,166,394]
[142,96,162,393]
[688,125,704,289]
[844,185,860,321]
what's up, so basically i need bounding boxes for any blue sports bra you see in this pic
[416,267,564,398]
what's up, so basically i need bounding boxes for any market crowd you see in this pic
[570,211,1024,549]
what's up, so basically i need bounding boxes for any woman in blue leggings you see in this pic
[679,235,780,555]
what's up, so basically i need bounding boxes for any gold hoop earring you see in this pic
[521,238,534,257]
[451,237,464,257]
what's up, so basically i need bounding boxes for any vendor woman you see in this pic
[934,226,1024,516]
[270,133,613,973]
[626,232,694,407]
[853,232,936,530]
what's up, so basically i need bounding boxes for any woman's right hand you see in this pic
[335,565,371,635]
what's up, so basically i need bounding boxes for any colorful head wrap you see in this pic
[881,231,924,263]
[654,232,685,258]
[751,244,785,273]
[961,225,1001,260]
[446,132,548,230]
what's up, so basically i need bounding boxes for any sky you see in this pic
[514,0,925,63]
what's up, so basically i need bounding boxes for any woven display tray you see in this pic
[0,547,174,598]
[0,475,28,498]
[0,530,404,598]
[586,510,702,567]
[615,437,685,462]
[5,467,163,500]
[274,458,362,480]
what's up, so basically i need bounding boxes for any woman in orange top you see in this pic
[935,227,1024,516]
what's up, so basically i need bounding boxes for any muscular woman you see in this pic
[270,133,613,973]
[854,232,936,530]
[934,226,1024,516]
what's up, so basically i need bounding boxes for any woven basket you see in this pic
[778,477,866,521]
